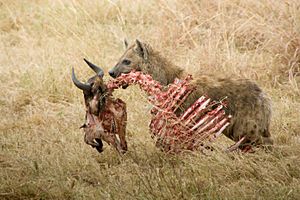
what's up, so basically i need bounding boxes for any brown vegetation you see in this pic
[1,0,300,199]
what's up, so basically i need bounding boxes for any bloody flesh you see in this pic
[107,71,231,153]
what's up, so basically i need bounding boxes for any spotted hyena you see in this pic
[108,40,273,151]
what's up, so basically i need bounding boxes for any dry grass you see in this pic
[1,0,300,199]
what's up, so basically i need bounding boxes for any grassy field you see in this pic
[1,0,300,199]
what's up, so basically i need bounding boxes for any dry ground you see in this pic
[1,0,300,199]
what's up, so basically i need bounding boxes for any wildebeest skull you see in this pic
[72,59,127,154]
[72,59,106,115]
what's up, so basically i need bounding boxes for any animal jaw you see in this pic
[81,103,127,154]
[107,71,233,153]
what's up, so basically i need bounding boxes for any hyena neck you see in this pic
[145,49,185,86]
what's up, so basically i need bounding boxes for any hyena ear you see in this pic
[135,39,149,61]
[124,38,128,49]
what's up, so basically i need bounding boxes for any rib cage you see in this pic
[107,71,231,153]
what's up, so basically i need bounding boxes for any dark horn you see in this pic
[71,68,91,91]
[83,58,104,77]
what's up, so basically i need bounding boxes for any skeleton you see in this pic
[72,59,127,154]
[107,71,234,153]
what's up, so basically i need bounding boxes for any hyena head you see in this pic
[72,59,107,116]
[109,39,150,78]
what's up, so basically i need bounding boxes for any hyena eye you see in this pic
[122,59,131,65]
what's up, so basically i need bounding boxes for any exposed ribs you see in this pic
[107,71,231,153]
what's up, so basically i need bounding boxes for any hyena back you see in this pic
[109,40,273,149]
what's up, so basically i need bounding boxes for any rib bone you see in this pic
[107,71,232,152]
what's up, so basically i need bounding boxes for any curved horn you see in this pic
[83,58,104,77]
[71,68,91,91]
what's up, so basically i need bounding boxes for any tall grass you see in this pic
[1,0,300,199]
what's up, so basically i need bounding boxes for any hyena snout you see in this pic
[108,69,117,78]
[108,64,126,78]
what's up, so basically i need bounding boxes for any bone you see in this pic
[107,71,232,153]
[73,60,128,154]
